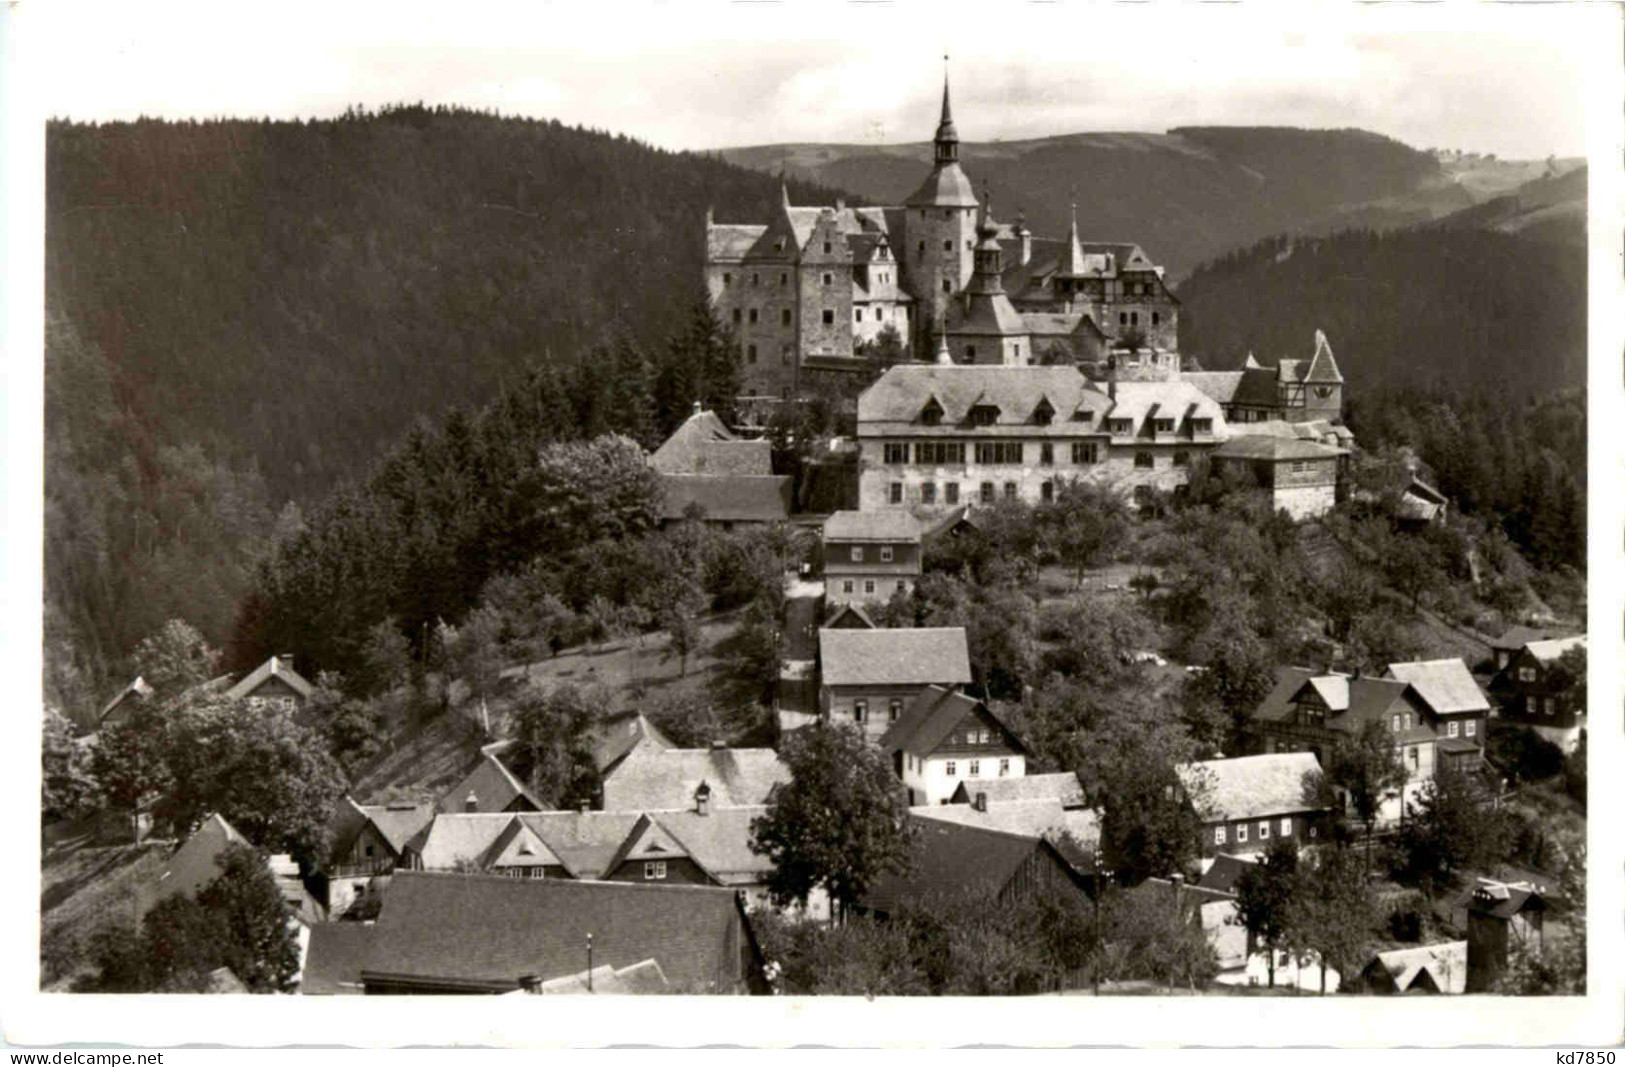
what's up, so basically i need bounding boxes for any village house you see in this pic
[1357,941,1469,995]
[821,509,922,606]
[818,626,973,744]
[1488,634,1587,752]
[822,602,878,630]
[600,743,790,813]
[912,796,1098,875]
[354,872,769,994]
[1247,667,1443,822]
[1176,752,1328,859]
[878,684,1028,805]
[648,404,791,528]
[854,363,1230,512]
[224,653,315,711]
[1129,876,1248,972]
[856,817,1094,921]
[323,798,436,914]
[437,744,543,815]
[1489,624,1575,672]
[1211,434,1346,521]
[1383,658,1490,770]
[96,675,154,729]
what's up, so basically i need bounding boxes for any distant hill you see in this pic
[1173,197,1587,393]
[720,126,1449,279]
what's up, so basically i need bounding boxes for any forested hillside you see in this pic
[45,107,855,708]
[722,126,1445,278]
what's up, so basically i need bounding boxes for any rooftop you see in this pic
[822,509,922,544]
[659,474,792,524]
[601,745,790,813]
[948,771,1086,808]
[1382,659,1490,715]
[1178,752,1325,823]
[224,654,315,703]
[819,628,972,688]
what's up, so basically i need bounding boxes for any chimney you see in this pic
[835,197,845,212]
[691,400,703,418]
[1170,872,1185,917]
[696,781,712,816]
[276,653,295,670]
[973,791,988,813]
[464,792,479,813]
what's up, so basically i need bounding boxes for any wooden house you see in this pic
[1383,658,1490,772]
[1176,752,1328,857]
[818,626,972,744]
[821,509,922,607]
[1489,634,1587,752]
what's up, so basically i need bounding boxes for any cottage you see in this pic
[1396,476,1449,528]
[818,626,973,744]
[821,510,922,607]
[1211,435,1346,521]
[436,745,544,815]
[879,685,1027,806]
[1489,634,1587,752]
[1489,625,1575,672]
[1177,753,1328,857]
[323,798,435,914]
[1358,942,1469,995]
[600,744,790,812]
[224,654,315,711]
[857,817,1094,920]
[1383,658,1489,772]
[651,406,791,528]
[357,872,769,994]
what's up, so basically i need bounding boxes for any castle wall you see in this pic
[712,260,801,397]
[797,216,854,362]
[904,205,977,348]
[948,335,1030,366]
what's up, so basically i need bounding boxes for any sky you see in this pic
[18,2,1611,161]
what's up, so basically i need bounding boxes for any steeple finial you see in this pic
[933,56,959,161]
[941,55,953,126]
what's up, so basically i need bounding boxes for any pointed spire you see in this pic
[940,57,954,127]
[1059,200,1086,276]
[933,56,959,161]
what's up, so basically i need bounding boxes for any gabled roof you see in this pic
[1366,942,1468,995]
[606,813,695,875]
[651,807,774,885]
[858,365,1106,434]
[1181,371,1245,406]
[823,509,922,543]
[357,802,437,856]
[529,958,670,995]
[945,289,1029,337]
[706,223,767,261]
[1525,635,1587,663]
[302,924,376,995]
[1214,435,1346,462]
[1468,879,1547,920]
[515,812,647,879]
[948,771,1086,808]
[225,655,315,702]
[659,474,792,523]
[820,628,972,689]
[822,603,877,629]
[360,872,762,993]
[486,817,565,869]
[98,676,155,724]
[1252,667,1424,737]
[409,812,519,870]
[1491,625,1575,653]
[878,685,1024,758]
[437,746,542,814]
[1196,853,1257,896]
[1177,753,1325,823]
[601,745,790,813]
[1383,659,1490,715]
[912,799,1098,869]
[588,712,677,779]
[862,817,1085,916]
[649,409,773,476]
[153,813,247,904]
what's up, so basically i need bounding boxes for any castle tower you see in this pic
[941,188,1030,366]
[903,68,979,355]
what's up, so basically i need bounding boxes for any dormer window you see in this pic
[920,398,945,426]
[1073,410,1094,423]
[1153,418,1175,434]
[967,405,999,428]
[1108,418,1133,435]
[775,239,785,253]
[1032,398,1055,425]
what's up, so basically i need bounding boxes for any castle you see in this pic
[704,76,1179,398]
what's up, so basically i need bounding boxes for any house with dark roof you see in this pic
[1184,332,1344,426]
[879,685,1028,806]
[1195,852,1257,896]
[1488,634,1587,752]
[1490,625,1575,672]
[323,797,436,914]
[822,509,922,607]
[97,675,155,728]
[912,797,1098,874]
[823,602,877,630]
[818,627,973,744]
[1247,666,1443,823]
[437,745,544,815]
[1383,658,1489,769]
[301,924,376,996]
[649,406,792,528]
[357,872,769,994]
[224,654,315,711]
[1212,434,1346,521]
[857,816,1094,920]
[1176,753,1329,857]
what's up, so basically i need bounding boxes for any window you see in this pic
[1134,452,1154,469]
[945,761,957,777]
[527,867,546,879]
[880,546,894,563]
[780,272,788,286]
[1448,720,1459,738]
[822,309,835,325]
[748,308,759,324]
[747,344,758,364]
[969,760,981,778]
[1518,667,1537,683]
[1040,480,1054,503]
[1003,482,1017,501]
[1191,418,1212,435]
[965,345,977,362]
[889,482,903,504]
[864,579,876,595]
[731,308,742,325]
[1292,461,1309,474]
[822,272,833,286]
[917,241,925,254]
[942,279,952,293]
[781,309,792,325]
[884,443,908,464]
[944,240,953,252]
[915,442,965,465]
[1409,746,1419,768]
[1392,714,1400,732]
[1236,824,1248,844]
[1072,442,1099,464]
[1119,312,1127,326]
[999,759,1010,776]
[980,482,994,503]
[842,580,854,594]
[1465,719,1477,737]
[1280,818,1292,837]
[1259,820,1270,839]
[855,309,863,323]
[364,844,375,858]
[644,861,667,880]
[1309,825,1319,839]
[973,442,1023,465]
[1152,312,1160,325]
[1153,418,1174,434]
[967,405,998,427]
[1402,713,1411,730]
[1173,450,1190,467]
[723,272,732,286]
[921,482,937,505]
[854,700,868,723]
[1108,418,1133,434]
[1215,827,1227,845]
[896,579,906,592]
[889,699,903,722]
[823,242,832,255]
[752,272,760,287]
[945,483,960,505]
[1543,698,1553,716]
[920,400,944,425]
[1130,312,1139,326]
[1040,443,1054,466]
[851,547,865,563]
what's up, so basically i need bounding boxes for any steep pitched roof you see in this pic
[437,747,542,814]
[650,409,774,476]
[224,655,315,702]
[819,628,972,688]
[1365,942,1468,995]
[878,685,1024,759]
[904,162,978,208]
[516,812,647,879]
[1468,879,1547,921]
[706,224,768,261]
[948,771,1086,808]
[588,712,676,778]
[857,365,1107,434]
[1526,635,1587,663]
[1178,753,1325,823]
[301,924,376,995]
[1196,853,1256,896]
[822,602,877,629]
[946,289,1029,337]
[1181,371,1245,406]
[1491,625,1575,653]
[1251,667,1422,737]
[409,813,518,870]
[1383,659,1490,715]
[652,807,774,885]
[823,509,922,543]
[600,746,790,813]
[357,803,437,855]
[659,474,792,523]
[862,817,1084,916]
[912,799,1099,869]
[1103,380,1228,434]
[606,813,696,875]
[153,814,248,904]
[360,872,762,993]
[1303,330,1344,384]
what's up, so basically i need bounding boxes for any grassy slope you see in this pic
[40,840,171,990]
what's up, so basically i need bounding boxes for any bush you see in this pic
[1385,893,1426,942]
[1487,725,1564,784]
